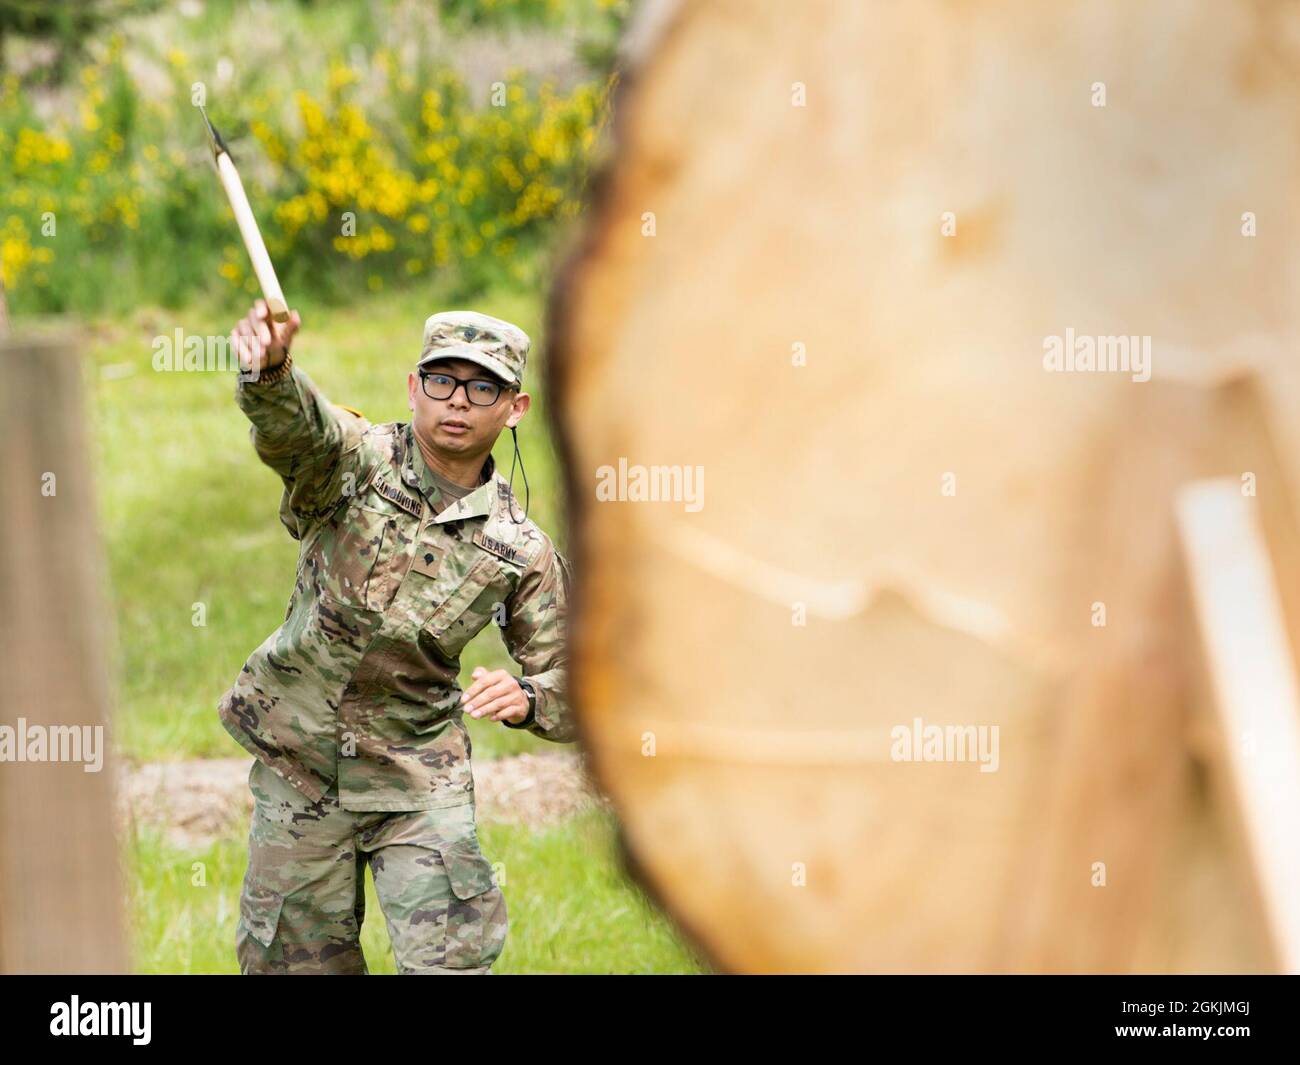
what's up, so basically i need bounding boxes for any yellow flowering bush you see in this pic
[1,24,615,313]
[260,64,610,295]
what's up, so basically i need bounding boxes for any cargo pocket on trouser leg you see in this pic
[373,832,508,974]
[236,882,286,974]
[236,876,368,975]
[440,836,508,972]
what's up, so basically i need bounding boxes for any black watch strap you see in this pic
[505,677,537,729]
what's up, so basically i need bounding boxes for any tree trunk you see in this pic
[549,0,1298,973]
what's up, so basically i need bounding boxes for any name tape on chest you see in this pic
[373,476,422,518]
[473,530,530,567]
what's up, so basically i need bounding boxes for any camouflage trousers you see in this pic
[236,759,508,974]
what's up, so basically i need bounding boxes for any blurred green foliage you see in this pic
[0,0,162,80]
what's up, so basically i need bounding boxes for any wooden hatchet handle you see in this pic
[214,150,288,323]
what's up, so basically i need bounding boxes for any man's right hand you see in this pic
[232,299,301,376]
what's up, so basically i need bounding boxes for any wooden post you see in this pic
[0,333,127,973]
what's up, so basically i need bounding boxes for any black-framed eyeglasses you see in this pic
[418,370,515,406]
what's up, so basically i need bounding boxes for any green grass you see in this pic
[125,808,710,975]
[87,281,569,764]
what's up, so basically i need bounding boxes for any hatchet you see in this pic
[199,104,289,324]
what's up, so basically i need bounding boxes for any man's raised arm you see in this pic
[232,299,372,531]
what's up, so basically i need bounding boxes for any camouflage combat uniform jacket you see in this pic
[217,361,573,812]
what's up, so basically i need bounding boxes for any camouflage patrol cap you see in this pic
[417,311,530,387]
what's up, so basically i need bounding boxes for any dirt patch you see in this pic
[118,750,612,850]
[472,749,613,830]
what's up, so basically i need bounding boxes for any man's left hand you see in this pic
[461,667,529,724]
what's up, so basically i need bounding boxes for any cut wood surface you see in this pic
[550,0,1300,972]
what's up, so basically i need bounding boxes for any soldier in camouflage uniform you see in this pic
[219,299,574,974]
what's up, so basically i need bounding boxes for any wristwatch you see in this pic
[504,677,537,729]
